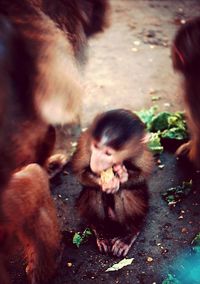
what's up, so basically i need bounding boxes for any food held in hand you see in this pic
[100,167,114,183]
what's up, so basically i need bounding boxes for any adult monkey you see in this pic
[0,0,110,188]
[0,164,60,284]
[172,17,200,167]
[0,1,110,282]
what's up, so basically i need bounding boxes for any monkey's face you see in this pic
[90,135,148,174]
[90,140,116,174]
[89,139,137,174]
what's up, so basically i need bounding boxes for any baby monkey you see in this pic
[72,109,154,257]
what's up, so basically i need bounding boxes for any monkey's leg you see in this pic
[110,189,148,257]
[92,227,111,254]
[21,209,60,284]
[77,188,110,254]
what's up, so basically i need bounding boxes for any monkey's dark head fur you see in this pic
[173,17,200,76]
[91,109,145,150]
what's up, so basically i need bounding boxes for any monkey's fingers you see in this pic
[113,164,123,172]
[46,153,68,179]
[119,172,128,184]
[113,165,128,183]
[111,233,139,257]
[101,177,119,194]
[175,141,191,157]
[96,238,110,254]
[111,238,131,257]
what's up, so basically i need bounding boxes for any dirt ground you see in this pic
[10,1,200,284]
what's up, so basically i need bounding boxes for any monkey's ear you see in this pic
[141,133,150,144]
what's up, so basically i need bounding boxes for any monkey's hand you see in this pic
[176,141,191,157]
[101,176,120,194]
[113,164,128,184]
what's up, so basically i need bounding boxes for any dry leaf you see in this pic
[105,258,134,272]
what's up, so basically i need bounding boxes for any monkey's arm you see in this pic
[71,130,101,187]
[77,166,101,187]
[121,149,154,188]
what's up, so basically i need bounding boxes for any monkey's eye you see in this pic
[105,151,112,156]
[93,142,99,149]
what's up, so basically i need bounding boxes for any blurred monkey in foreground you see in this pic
[0,164,60,284]
[72,109,154,257]
[0,0,110,281]
[0,0,110,186]
[172,17,200,167]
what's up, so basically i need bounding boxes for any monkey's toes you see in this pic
[96,238,110,254]
[111,238,131,257]
[46,154,68,179]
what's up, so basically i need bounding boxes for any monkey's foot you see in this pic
[46,154,68,179]
[111,233,139,257]
[96,237,110,254]
[176,141,191,157]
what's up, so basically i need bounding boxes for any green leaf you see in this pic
[148,132,163,154]
[150,112,172,132]
[73,233,82,248]
[73,228,93,248]
[191,233,200,253]
[135,106,157,130]
[82,228,92,238]
[162,180,193,205]
[151,96,161,101]
[161,128,188,140]
[162,274,180,284]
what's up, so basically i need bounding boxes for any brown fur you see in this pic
[0,0,110,187]
[72,111,154,256]
[0,164,60,284]
[172,17,200,167]
[0,0,109,281]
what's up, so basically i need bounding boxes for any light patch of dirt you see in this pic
[82,0,200,126]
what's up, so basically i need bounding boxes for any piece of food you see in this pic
[148,132,164,154]
[100,167,115,183]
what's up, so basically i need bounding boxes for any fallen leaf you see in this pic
[151,96,161,101]
[105,258,134,272]
[158,164,165,169]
